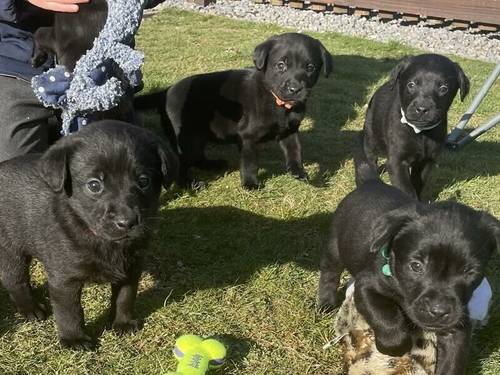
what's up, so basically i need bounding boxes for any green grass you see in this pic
[1,8,499,375]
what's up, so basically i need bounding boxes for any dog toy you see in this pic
[326,278,492,374]
[165,334,226,375]
[32,0,146,135]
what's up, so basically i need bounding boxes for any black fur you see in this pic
[31,0,136,123]
[0,121,178,350]
[135,33,333,189]
[361,54,470,199]
[318,157,499,374]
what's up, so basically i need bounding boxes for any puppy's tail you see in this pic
[134,89,168,113]
[353,132,380,187]
[134,89,179,154]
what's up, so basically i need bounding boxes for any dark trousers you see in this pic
[0,75,54,163]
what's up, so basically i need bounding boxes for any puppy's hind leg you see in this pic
[0,252,47,321]
[318,231,344,311]
[240,138,260,189]
[279,132,308,181]
[361,130,379,175]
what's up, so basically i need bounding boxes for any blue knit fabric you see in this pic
[31,0,146,135]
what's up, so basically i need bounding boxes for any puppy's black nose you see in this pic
[415,106,429,115]
[285,81,302,95]
[114,214,138,231]
[428,303,450,319]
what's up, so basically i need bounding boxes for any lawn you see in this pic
[1,7,499,375]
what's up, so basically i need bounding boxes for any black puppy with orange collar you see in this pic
[135,33,332,189]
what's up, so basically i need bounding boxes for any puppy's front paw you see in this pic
[112,319,140,335]
[60,334,95,351]
[31,52,48,68]
[375,332,412,357]
[241,175,260,190]
[288,165,308,181]
[318,293,341,313]
[19,303,48,321]
[242,181,260,190]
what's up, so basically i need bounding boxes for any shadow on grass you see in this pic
[423,140,500,200]
[72,205,330,363]
[127,205,330,367]
[299,55,395,185]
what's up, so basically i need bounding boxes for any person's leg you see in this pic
[0,76,54,162]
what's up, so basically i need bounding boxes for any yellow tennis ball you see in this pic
[202,339,227,368]
[174,335,204,360]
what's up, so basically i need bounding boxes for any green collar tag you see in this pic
[380,244,392,277]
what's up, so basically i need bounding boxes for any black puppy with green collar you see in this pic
[318,153,499,375]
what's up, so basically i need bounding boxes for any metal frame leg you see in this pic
[447,63,500,149]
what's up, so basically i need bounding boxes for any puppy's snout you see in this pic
[284,80,303,95]
[114,214,138,231]
[287,84,302,94]
[415,105,429,115]
[427,302,451,319]
[411,98,433,117]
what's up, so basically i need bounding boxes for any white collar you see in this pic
[400,108,441,134]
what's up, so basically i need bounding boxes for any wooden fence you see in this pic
[255,0,500,30]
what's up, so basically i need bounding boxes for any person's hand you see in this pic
[28,0,89,12]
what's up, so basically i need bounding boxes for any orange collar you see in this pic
[271,91,295,110]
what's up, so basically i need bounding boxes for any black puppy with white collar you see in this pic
[319,155,499,374]
[361,54,470,199]
[135,33,332,189]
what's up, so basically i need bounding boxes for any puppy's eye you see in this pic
[137,175,151,189]
[409,261,424,274]
[306,63,315,73]
[439,85,449,94]
[407,81,416,90]
[276,61,286,72]
[87,178,103,194]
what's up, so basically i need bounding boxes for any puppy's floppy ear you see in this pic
[480,212,500,255]
[253,38,276,71]
[389,56,413,90]
[454,63,470,102]
[157,140,179,189]
[369,205,420,253]
[38,137,79,193]
[318,41,333,77]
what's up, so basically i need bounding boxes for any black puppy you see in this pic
[318,158,499,374]
[32,0,108,72]
[361,54,469,199]
[0,121,178,350]
[135,33,332,189]
[31,0,136,122]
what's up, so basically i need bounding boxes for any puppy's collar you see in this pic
[380,244,392,277]
[400,108,440,134]
[271,91,295,110]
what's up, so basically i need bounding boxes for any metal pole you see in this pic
[447,63,500,144]
[448,113,500,149]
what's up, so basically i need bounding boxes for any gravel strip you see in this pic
[150,0,499,62]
